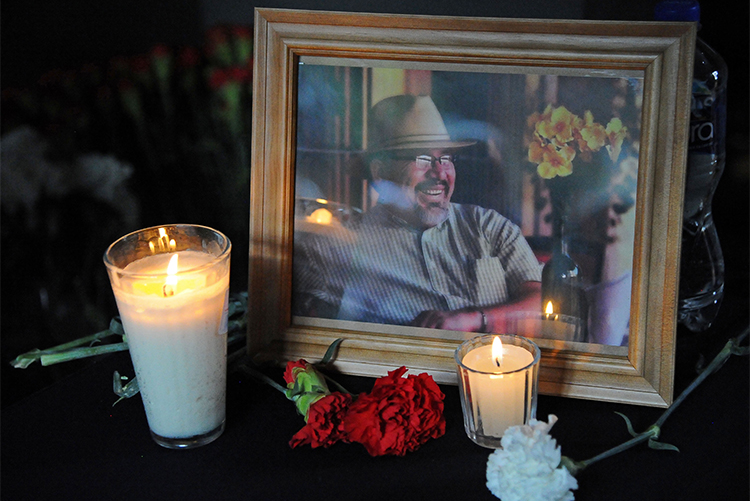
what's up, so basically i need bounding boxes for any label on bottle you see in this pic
[689,79,726,153]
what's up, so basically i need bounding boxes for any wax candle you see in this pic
[501,310,584,342]
[105,225,231,449]
[455,334,540,448]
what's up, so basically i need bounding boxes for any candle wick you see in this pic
[494,357,501,368]
[162,284,175,297]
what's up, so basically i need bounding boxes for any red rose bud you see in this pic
[289,392,353,449]
[207,68,229,90]
[204,25,233,67]
[343,367,446,456]
[227,66,251,83]
[283,360,331,421]
[283,359,308,385]
[230,25,252,40]
[149,45,173,88]
[230,26,253,65]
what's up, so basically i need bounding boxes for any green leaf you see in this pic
[560,456,586,477]
[648,438,680,452]
[112,371,140,406]
[615,412,638,437]
[109,317,125,337]
[320,338,344,365]
[10,349,42,369]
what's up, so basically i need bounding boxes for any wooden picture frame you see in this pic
[248,8,695,407]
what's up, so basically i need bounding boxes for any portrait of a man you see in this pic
[294,94,542,333]
[292,63,642,347]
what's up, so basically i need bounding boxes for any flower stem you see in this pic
[40,343,130,366]
[11,328,120,368]
[577,426,658,471]
[236,361,288,394]
[571,327,748,474]
[323,373,352,396]
[655,327,748,429]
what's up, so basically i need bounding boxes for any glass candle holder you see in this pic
[455,334,540,449]
[104,224,231,449]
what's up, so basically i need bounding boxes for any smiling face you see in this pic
[372,149,456,229]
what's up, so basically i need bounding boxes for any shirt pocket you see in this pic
[472,256,508,306]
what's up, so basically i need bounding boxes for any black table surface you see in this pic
[2,309,748,501]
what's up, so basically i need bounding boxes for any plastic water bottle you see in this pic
[656,1,727,332]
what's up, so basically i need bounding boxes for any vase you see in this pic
[541,209,586,327]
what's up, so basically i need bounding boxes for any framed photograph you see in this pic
[248,8,695,407]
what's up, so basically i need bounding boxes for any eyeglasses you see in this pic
[392,155,456,169]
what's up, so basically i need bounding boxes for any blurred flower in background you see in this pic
[0,24,254,406]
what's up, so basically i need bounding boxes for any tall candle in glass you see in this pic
[455,334,540,448]
[104,225,231,449]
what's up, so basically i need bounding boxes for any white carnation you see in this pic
[486,415,578,501]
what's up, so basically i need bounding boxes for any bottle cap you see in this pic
[654,0,700,22]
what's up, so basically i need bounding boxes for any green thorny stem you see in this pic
[561,327,749,477]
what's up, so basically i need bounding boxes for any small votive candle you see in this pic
[455,334,540,448]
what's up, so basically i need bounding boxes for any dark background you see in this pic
[1,0,747,413]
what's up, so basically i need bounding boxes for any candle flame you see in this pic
[163,254,178,297]
[491,336,502,367]
[150,228,177,254]
[308,208,333,225]
[545,301,554,315]
[167,253,179,275]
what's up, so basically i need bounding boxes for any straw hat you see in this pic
[367,95,475,152]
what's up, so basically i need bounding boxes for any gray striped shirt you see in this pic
[293,203,542,326]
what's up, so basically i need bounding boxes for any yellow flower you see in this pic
[605,118,628,162]
[536,105,577,146]
[528,139,549,164]
[527,111,543,130]
[536,143,575,179]
[577,111,607,152]
[527,105,629,179]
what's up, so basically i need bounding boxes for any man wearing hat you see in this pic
[294,94,541,333]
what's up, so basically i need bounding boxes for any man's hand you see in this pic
[409,281,542,333]
[411,309,484,332]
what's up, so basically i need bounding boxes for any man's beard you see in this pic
[414,200,450,228]
[375,179,452,228]
[412,178,451,228]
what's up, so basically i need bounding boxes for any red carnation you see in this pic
[343,367,445,456]
[289,392,353,449]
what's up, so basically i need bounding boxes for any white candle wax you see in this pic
[461,342,534,438]
[112,250,229,439]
